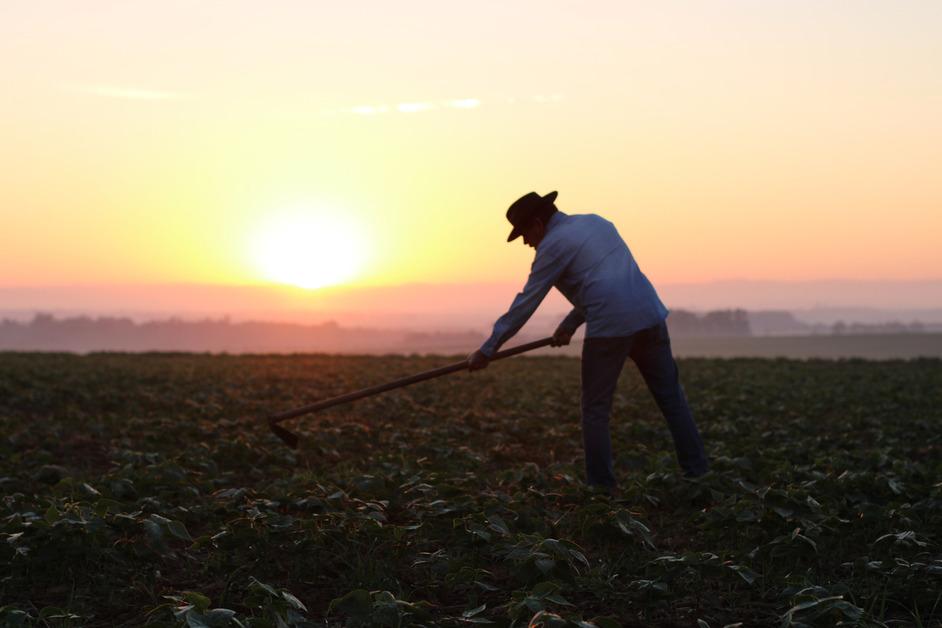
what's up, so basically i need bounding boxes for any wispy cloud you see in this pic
[348,97,483,116]
[65,83,186,101]
[343,95,560,117]
[448,98,480,109]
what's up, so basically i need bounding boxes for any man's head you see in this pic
[506,191,558,248]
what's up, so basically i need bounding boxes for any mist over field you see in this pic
[3,280,941,327]
[2,279,941,358]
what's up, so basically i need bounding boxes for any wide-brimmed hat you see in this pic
[506,190,558,242]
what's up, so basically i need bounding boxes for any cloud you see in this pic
[345,95,560,116]
[348,97,482,116]
[448,98,480,109]
[66,83,186,101]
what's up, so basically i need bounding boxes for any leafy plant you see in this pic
[1,353,939,626]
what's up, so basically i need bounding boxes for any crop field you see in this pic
[1,352,940,627]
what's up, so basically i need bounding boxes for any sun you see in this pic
[251,208,367,290]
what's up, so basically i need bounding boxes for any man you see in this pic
[468,191,708,489]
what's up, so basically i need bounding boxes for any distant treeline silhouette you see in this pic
[668,309,751,336]
[0,310,761,353]
[0,314,489,353]
[830,320,930,335]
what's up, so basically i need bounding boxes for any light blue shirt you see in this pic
[480,211,669,357]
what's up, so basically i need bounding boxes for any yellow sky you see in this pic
[1,1,940,292]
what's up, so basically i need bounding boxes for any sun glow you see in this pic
[251,208,367,290]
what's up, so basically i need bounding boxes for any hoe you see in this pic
[267,337,554,448]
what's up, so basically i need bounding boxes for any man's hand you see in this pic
[467,350,490,371]
[551,327,572,347]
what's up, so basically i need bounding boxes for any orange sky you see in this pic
[2,1,940,294]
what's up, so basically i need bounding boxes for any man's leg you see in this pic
[581,336,632,488]
[629,321,709,477]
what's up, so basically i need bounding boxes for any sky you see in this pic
[2,1,941,304]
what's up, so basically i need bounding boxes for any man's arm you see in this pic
[476,245,567,360]
[551,307,585,346]
[558,307,585,335]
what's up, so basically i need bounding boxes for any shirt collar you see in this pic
[545,210,565,234]
[535,211,565,251]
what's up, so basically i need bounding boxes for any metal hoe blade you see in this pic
[269,421,300,449]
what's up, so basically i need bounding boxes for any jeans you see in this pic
[581,320,708,487]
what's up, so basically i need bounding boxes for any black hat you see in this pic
[506,191,558,242]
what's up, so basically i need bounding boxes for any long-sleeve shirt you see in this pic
[480,210,669,357]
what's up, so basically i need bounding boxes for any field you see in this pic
[1,352,940,627]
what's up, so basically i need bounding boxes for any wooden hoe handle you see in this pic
[267,337,555,447]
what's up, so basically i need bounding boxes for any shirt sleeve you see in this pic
[557,307,586,335]
[480,243,568,357]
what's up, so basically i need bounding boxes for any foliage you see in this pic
[0,352,940,626]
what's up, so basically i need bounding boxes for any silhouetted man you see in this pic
[468,191,708,490]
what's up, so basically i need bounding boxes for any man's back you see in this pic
[543,212,668,338]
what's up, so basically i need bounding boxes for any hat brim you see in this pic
[506,191,558,242]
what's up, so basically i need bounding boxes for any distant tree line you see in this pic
[4,310,937,353]
[0,314,483,354]
[667,309,751,337]
[0,309,757,353]
[830,320,928,335]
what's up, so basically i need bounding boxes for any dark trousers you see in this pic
[581,320,708,487]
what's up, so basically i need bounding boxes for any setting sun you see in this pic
[251,208,367,290]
